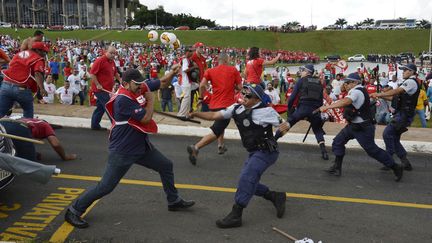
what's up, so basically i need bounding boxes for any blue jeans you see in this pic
[416,109,427,128]
[91,91,110,129]
[161,98,173,112]
[332,122,395,167]
[235,150,279,207]
[71,149,180,216]
[0,120,36,161]
[0,82,34,118]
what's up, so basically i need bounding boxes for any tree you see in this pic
[283,21,300,28]
[419,19,431,28]
[335,18,347,29]
[131,5,216,29]
[362,18,375,25]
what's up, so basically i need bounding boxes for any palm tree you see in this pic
[335,18,347,29]
[419,19,431,28]
[363,18,375,25]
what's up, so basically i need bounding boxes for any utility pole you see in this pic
[231,0,234,30]
[429,17,432,52]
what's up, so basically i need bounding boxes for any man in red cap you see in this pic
[0,41,48,118]
[191,42,207,110]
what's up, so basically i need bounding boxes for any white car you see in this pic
[144,25,157,30]
[348,54,365,62]
[195,26,209,30]
[128,25,141,30]
[0,22,12,28]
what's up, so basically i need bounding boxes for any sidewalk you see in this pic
[19,104,432,153]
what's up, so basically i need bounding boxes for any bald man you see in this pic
[90,46,122,130]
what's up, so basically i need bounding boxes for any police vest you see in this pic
[105,87,158,136]
[232,104,277,152]
[343,87,373,123]
[299,77,323,102]
[394,78,420,118]
[1,50,43,85]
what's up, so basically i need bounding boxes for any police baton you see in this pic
[302,108,321,143]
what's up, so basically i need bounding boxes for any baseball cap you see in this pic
[300,64,314,73]
[31,42,49,52]
[122,69,146,84]
[193,42,204,48]
[242,83,265,101]
[343,72,361,83]
[398,63,417,73]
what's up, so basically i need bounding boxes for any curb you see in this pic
[35,114,432,154]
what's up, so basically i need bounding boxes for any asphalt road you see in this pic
[1,127,431,243]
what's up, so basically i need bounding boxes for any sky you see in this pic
[139,0,432,29]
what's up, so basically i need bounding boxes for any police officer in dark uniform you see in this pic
[190,84,289,228]
[285,64,329,160]
[319,73,403,181]
[370,63,420,171]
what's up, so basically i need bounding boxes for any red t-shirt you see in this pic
[90,55,116,93]
[203,64,242,110]
[365,84,378,94]
[191,52,207,81]
[63,67,72,77]
[20,118,55,139]
[245,58,264,84]
[150,67,158,78]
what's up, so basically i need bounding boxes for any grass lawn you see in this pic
[1,28,429,57]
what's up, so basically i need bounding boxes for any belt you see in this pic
[2,80,29,89]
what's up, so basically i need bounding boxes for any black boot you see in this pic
[264,191,286,218]
[64,209,89,228]
[327,155,343,176]
[319,143,329,160]
[390,163,403,182]
[400,156,413,171]
[216,204,243,228]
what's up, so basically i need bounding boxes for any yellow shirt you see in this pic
[416,89,427,110]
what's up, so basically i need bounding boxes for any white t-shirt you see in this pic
[56,87,79,105]
[181,58,190,87]
[265,89,281,105]
[67,74,82,91]
[43,83,56,104]
[331,79,344,95]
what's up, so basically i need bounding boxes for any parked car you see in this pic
[397,52,414,61]
[237,26,248,31]
[196,26,209,30]
[48,25,64,30]
[348,54,365,62]
[144,25,156,30]
[128,25,141,30]
[175,26,190,30]
[164,26,175,30]
[324,54,341,61]
[420,52,432,60]
[0,22,11,28]
[83,25,97,30]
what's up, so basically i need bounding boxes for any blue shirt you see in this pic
[49,61,60,74]
[108,79,161,155]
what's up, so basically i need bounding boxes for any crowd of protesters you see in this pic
[1,32,431,128]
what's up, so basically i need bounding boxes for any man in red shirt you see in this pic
[0,42,48,118]
[244,47,281,85]
[187,53,242,165]
[0,118,77,161]
[365,77,378,94]
[90,46,122,130]
[191,42,207,81]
